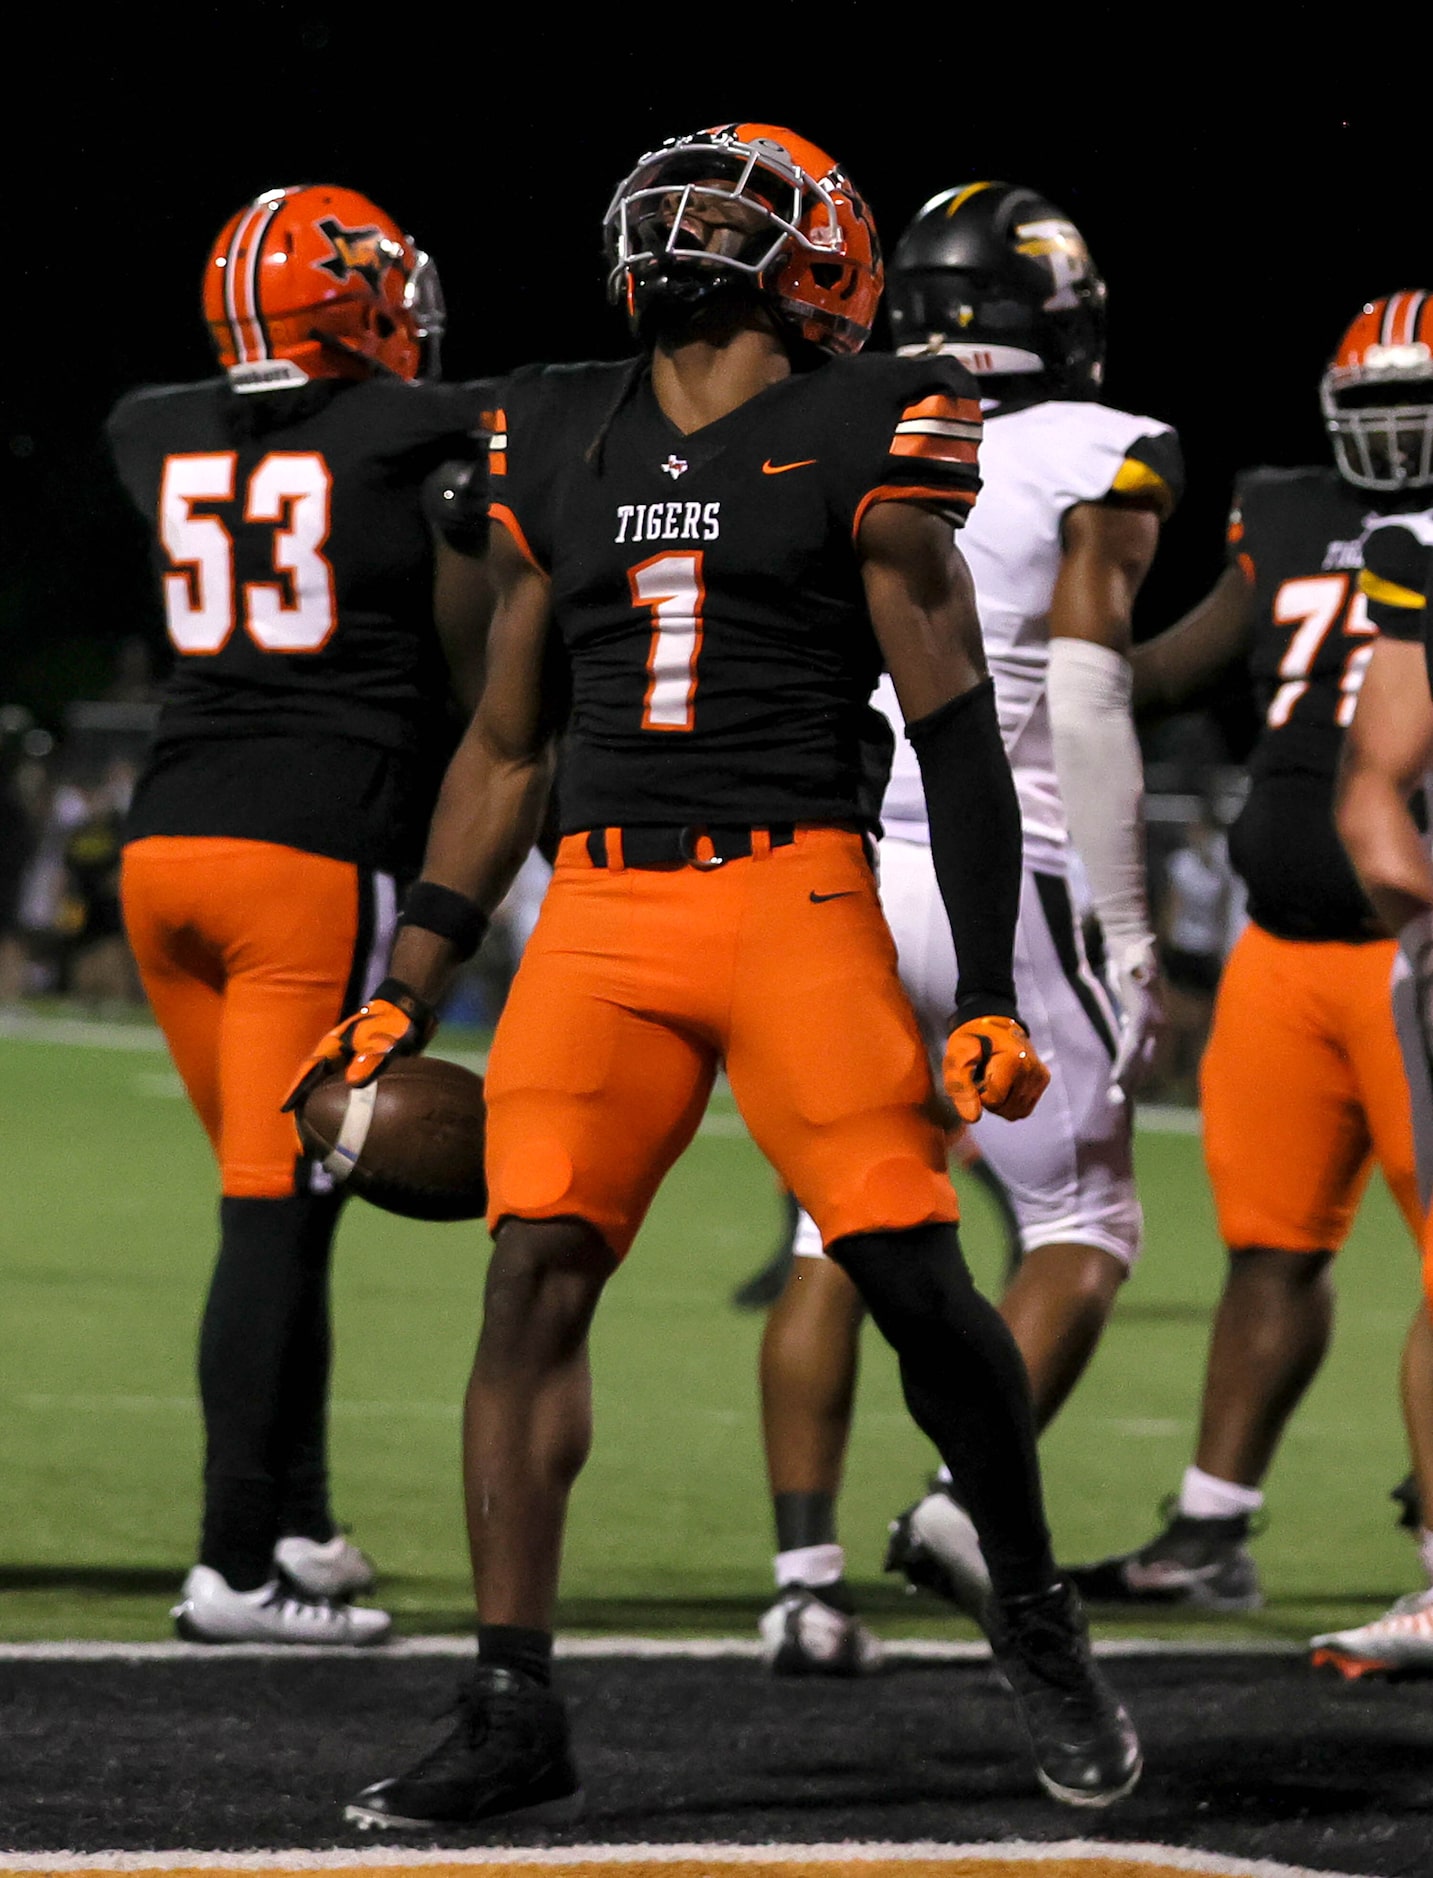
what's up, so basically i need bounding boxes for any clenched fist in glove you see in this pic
[283,977,438,1111]
[943,1013,1050,1123]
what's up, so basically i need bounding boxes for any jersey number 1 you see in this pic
[630,551,705,731]
[159,452,337,655]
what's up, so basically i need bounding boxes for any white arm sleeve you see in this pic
[1045,635,1152,953]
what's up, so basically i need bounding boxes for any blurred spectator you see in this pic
[0,708,49,1002]
[16,758,142,1008]
[1154,801,1245,1100]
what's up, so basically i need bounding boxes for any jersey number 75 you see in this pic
[1267,572,1374,729]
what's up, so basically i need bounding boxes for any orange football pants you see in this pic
[483,827,958,1259]
[1200,922,1419,1252]
[121,837,389,1198]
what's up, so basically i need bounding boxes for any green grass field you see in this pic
[0,1012,1424,1644]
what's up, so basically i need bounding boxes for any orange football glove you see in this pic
[943,1014,1050,1124]
[282,977,437,1112]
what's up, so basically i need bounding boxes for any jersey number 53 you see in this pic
[158,451,336,655]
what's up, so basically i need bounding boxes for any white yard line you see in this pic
[0,1635,1298,1662]
[0,1838,1365,1876]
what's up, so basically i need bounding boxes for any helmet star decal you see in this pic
[315,218,397,290]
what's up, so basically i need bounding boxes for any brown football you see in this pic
[296,1055,487,1222]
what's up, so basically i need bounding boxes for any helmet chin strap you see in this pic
[635,271,770,351]
[309,328,405,380]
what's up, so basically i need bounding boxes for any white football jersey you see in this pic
[877,399,1179,870]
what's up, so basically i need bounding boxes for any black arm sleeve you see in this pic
[906,679,1022,1025]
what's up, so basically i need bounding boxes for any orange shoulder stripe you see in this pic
[890,433,979,466]
[490,502,545,573]
[899,393,983,425]
[851,483,977,542]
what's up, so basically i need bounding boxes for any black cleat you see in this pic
[1391,1471,1423,1534]
[344,1664,582,1831]
[1064,1503,1262,1611]
[990,1578,1142,1808]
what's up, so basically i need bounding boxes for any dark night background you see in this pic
[8,9,1430,739]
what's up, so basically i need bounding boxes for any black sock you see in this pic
[478,1623,553,1687]
[273,1191,344,1542]
[198,1192,341,1590]
[774,1490,837,1551]
[828,1221,1057,1601]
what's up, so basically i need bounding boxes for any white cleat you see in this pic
[172,1564,391,1646]
[886,1489,994,1626]
[274,1532,377,1598]
[1312,1587,1433,1679]
[758,1585,884,1677]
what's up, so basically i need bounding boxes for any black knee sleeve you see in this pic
[827,1221,1056,1600]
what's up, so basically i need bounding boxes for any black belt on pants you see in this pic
[584,825,797,869]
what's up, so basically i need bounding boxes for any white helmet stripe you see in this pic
[1404,292,1429,348]
[225,198,281,363]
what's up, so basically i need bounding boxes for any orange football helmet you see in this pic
[1321,292,1433,491]
[603,123,882,356]
[203,184,443,390]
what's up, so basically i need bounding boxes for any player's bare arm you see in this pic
[286,526,554,1100]
[859,499,987,712]
[1130,561,1255,712]
[433,535,497,717]
[1052,500,1161,656]
[390,522,557,1005]
[1336,635,1433,936]
[860,498,1048,1123]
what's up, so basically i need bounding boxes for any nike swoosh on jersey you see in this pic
[762,458,817,475]
[809,890,855,903]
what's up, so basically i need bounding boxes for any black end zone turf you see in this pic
[2,1654,1431,1873]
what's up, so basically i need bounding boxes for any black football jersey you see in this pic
[107,374,488,874]
[1360,510,1433,660]
[488,353,982,834]
[1224,466,1421,941]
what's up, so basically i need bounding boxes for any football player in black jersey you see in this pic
[1066,295,1433,1620]
[297,123,1140,1825]
[109,183,489,1643]
[1323,468,1433,1674]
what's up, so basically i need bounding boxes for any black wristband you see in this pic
[369,976,439,1046]
[397,880,489,962]
[950,994,1022,1028]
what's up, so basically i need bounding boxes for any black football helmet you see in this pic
[887,181,1106,401]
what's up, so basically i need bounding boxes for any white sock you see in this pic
[1178,1465,1264,1520]
[933,1464,953,1488]
[775,1543,845,1589]
[1418,1528,1433,1587]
